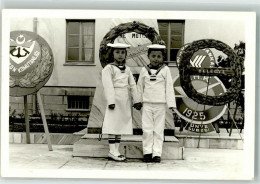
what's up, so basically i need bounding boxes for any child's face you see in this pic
[148,51,163,67]
[113,49,126,64]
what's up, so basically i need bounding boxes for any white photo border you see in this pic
[1,9,256,180]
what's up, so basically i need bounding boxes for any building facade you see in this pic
[9,18,245,128]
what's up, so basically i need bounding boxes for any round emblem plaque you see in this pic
[178,39,242,106]
[175,44,227,132]
[174,75,227,125]
[9,31,54,97]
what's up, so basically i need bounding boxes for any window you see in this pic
[158,20,185,65]
[67,96,90,111]
[66,20,95,64]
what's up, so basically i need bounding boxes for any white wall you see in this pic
[184,19,245,46]
[38,18,102,87]
[11,18,102,87]
[10,18,33,31]
[10,18,245,88]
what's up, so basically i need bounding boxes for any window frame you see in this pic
[66,95,90,112]
[65,19,96,66]
[158,20,185,67]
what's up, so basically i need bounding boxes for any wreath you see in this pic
[178,39,243,106]
[99,21,165,68]
[9,46,53,88]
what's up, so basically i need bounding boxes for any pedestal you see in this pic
[73,134,183,160]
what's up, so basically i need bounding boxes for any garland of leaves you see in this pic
[178,39,243,106]
[99,21,165,68]
[9,46,53,88]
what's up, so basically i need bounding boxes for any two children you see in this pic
[102,43,176,163]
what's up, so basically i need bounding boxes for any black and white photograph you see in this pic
[0,9,256,180]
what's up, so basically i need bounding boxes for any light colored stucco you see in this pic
[10,18,245,87]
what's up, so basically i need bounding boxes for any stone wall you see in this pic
[9,86,96,120]
[9,86,243,130]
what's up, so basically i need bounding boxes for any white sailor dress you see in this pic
[101,64,139,135]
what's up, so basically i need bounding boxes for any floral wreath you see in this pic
[99,21,165,68]
[10,46,53,88]
[178,39,243,106]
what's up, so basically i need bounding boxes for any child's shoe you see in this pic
[143,154,152,162]
[152,156,161,163]
[108,152,125,161]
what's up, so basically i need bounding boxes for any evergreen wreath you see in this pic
[99,21,165,68]
[9,46,53,88]
[178,39,243,106]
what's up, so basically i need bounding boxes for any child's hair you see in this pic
[108,48,128,62]
[147,48,167,61]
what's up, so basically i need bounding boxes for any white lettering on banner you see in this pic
[188,123,210,133]
[18,51,40,73]
[192,75,211,82]
[118,33,147,39]
[209,53,214,61]
[118,34,126,38]
[10,63,17,72]
[131,33,146,38]
[203,76,209,81]
[193,75,200,80]
[188,127,209,133]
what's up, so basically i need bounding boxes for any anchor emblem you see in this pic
[10,34,36,65]
[10,47,31,58]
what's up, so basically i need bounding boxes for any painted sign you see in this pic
[174,44,226,133]
[9,31,54,97]
[178,39,242,106]
[173,75,227,125]
[186,123,215,133]
[177,44,215,68]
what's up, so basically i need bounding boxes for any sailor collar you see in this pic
[110,63,126,73]
[145,64,166,81]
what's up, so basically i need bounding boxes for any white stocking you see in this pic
[115,135,121,156]
[108,134,118,156]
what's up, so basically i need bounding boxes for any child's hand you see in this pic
[108,104,115,110]
[133,102,142,110]
[169,107,176,113]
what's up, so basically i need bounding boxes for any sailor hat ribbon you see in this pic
[147,44,166,49]
[107,43,131,48]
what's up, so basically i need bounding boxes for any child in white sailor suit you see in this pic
[137,44,176,163]
[102,43,142,161]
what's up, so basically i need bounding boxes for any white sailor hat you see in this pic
[147,44,166,49]
[107,43,131,48]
